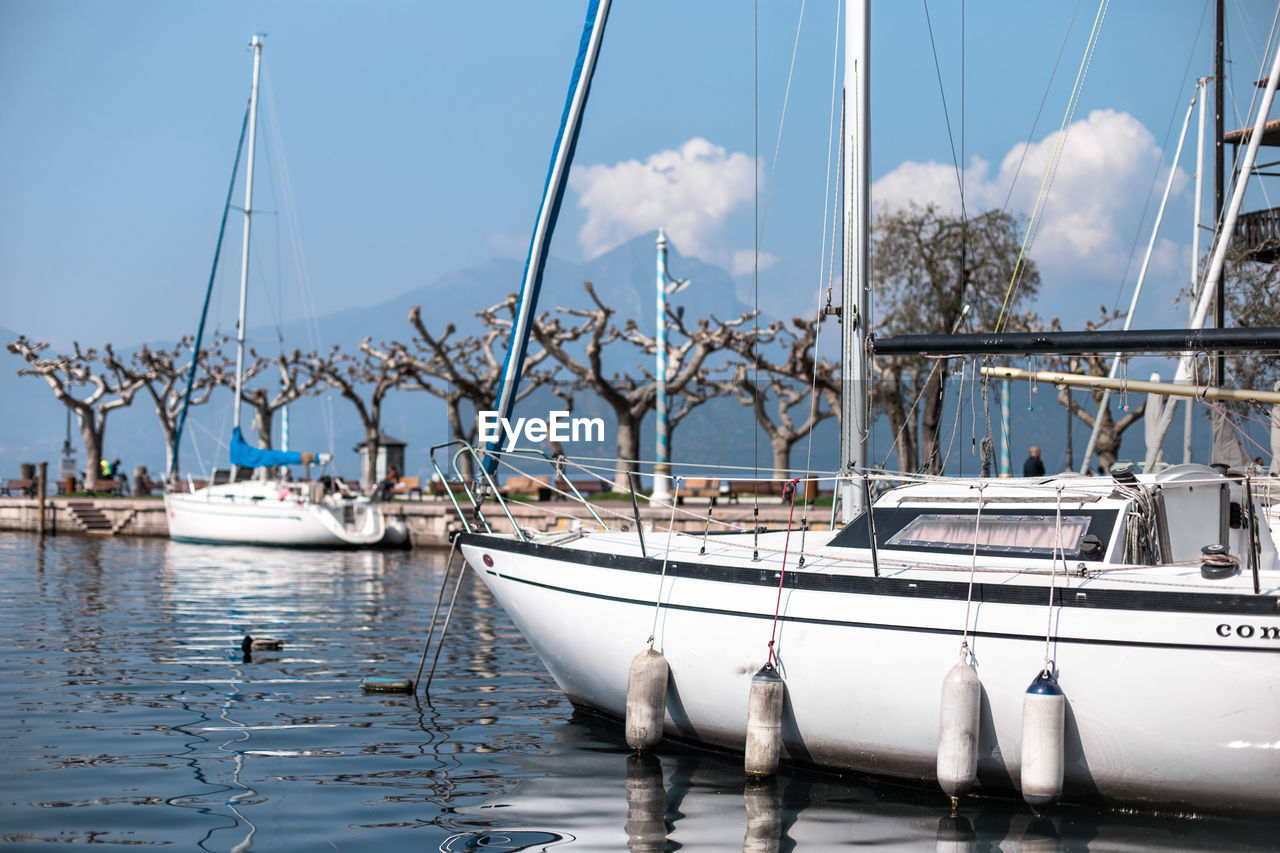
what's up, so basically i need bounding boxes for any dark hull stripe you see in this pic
[484,568,1277,654]
[459,533,1280,618]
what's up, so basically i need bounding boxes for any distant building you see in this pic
[354,434,406,490]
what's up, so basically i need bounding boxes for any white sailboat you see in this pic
[164,36,405,549]
[448,1,1280,816]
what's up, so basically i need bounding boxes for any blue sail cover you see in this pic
[230,427,303,468]
[487,0,612,471]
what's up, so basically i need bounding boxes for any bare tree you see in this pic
[303,341,414,490]
[871,204,1040,473]
[7,337,143,484]
[206,347,321,453]
[1044,314,1145,474]
[101,337,222,481]
[716,315,835,479]
[402,296,555,480]
[534,281,751,490]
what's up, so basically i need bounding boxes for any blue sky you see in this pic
[2,0,1277,351]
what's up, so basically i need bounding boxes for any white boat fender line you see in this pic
[937,648,982,810]
[1020,667,1066,812]
[1019,486,1068,812]
[625,649,669,752]
[744,480,803,779]
[626,480,681,753]
[745,663,785,779]
[937,486,986,809]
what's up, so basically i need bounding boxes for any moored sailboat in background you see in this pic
[164,36,405,549]
[440,0,1280,817]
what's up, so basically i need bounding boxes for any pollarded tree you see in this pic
[715,314,837,479]
[533,281,752,491]
[871,203,1040,473]
[101,337,223,481]
[303,340,415,491]
[205,347,322,452]
[7,337,143,484]
[1045,314,1145,474]
[402,296,556,480]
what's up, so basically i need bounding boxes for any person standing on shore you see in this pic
[1022,446,1046,477]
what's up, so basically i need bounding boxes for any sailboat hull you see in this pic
[165,482,402,548]
[460,530,1279,816]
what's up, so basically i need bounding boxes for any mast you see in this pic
[232,35,263,457]
[840,0,870,522]
[1187,76,1209,463]
[488,0,612,475]
[1213,0,1225,388]
[1079,89,1199,472]
[1144,39,1280,469]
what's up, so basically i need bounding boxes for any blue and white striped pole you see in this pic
[653,230,672,503]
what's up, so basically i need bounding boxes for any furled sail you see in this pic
[229,427,312,469]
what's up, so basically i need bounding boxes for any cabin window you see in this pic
[885,513,1091,555]
[828,506,1117,559]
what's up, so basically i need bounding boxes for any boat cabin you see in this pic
[832,464,1277,572]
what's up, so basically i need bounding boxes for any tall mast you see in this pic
[1212,0,1225,387]
[840,0,870,522]
[1187,76,1209,463]
[233,35,263,440]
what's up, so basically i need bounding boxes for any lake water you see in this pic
[0,531,1273,851]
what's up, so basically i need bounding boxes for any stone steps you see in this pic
[64,501,114,534]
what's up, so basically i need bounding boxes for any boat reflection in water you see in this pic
[443,714,1273,852]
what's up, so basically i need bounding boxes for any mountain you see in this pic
[1,234,1238,487]
[0,234,757,483]
[258,231,754,352]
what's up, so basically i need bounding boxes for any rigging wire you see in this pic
[752,0,760,559]
[995,0,1111,334]
[800,0,844,529]
[1107,0,1211,316]
[998,1,1084,218]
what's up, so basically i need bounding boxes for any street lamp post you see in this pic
[653,230,688,504]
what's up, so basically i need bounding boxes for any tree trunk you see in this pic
[78,412,104,486]
[446,397,475,482]
[879,373,917,472]
[361,426,381,492]
[159,423,178,482]
[253,406,275,450]
[919,364,947,474]
[771,435,793,481]
[1091,406,1122,473]
[613,416,641,493]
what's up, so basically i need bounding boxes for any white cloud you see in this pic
[569,137,758,267]
[732,249,778,277]
[872,109,1189,280]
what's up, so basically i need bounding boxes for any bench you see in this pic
[2,479,34,497]
[85,478,124,495]
[724,479,785,503]
[676,477,721,505]
[500,475,552,501]
[388,476,423,500]
[544,476,611,500]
